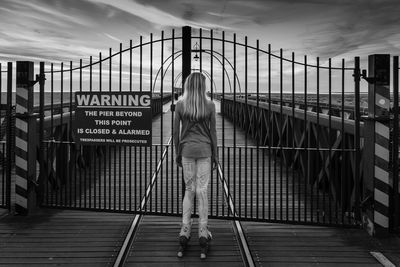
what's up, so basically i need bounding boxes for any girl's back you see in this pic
[175,100,216,158]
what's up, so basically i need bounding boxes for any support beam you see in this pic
[181,26,191,93]
[15,61,37,214]
[362,54,391,236]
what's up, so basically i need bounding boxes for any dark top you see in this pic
[173,100,217,159]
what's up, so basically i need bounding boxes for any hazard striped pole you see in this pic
[15,61,37,215]
[366,55,391,236]
[393,56,400,231]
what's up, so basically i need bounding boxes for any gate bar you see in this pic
[182,26,191,91]
[6,62,12,211]
[38,62,45,205]
[354,57,361,222]
[181,26,191,201]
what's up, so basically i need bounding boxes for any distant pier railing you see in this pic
[212,93,368,119]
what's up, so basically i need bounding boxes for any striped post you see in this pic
[393,56,400,231]
[15,61,37,215]
[364,55,391,236]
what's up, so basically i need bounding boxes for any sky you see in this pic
[1,0,400,94]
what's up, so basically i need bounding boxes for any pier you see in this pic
[0,26,399,266]
[1,103,399,266]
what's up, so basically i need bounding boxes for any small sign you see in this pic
[74,91,152,146]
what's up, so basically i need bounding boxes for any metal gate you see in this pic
[0,62,13,211]
[37,27,362,227]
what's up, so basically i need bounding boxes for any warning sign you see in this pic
[74,91,152,146]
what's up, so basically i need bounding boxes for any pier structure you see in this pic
[0,27,399,266]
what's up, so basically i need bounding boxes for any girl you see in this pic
[173,72,218,259]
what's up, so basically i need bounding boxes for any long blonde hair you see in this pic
[182,72,208,121]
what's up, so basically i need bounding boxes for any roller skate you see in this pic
[199,225,212,259]
[177,222,192,258]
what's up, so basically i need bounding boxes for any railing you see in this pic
[221,94,363,220]
[32,26,363,227]
[210,49,362,225]
[213,92,368,119]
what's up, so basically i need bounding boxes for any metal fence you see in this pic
[37,27,363,227]
[37,33,177,214]
[205,32,362,226]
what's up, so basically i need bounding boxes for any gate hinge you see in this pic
[360,69,376,84]
[28,73,46,87]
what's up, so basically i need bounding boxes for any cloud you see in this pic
[295,1,400,58]
[86,0,187,27]
[104,33,123,43]
[129,0,400,59]
[0,0,161,63]
[15,0,93,27]
[1,0,400,71]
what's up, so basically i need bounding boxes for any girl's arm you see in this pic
[173,102,181,154]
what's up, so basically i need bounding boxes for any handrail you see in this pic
[216,93,366,117]
[222,95,365,136]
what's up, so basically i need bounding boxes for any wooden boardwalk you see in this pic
[241,221,398,267]
[126,216,243,267]
[0,100,399,266]
[0,208,399,266]
[0,209,133,266]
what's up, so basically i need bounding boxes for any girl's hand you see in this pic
[175,155,182,167]
[212,157,219,170]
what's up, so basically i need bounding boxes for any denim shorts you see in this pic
[181,157,211,191]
